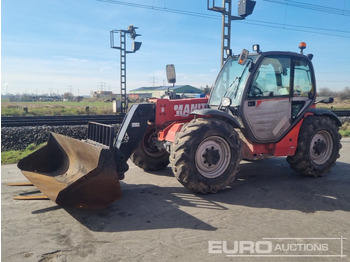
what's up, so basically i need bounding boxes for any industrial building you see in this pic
[129,85,203,99]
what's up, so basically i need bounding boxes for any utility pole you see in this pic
[110,25,142,114]
[208,0,256,66]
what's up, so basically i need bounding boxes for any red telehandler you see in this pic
[18,43,342,209]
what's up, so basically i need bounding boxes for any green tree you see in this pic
[202,85,211,95]
[63,92,74,101]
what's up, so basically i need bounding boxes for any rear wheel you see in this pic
[131,127,169,171]
[287,116,341,177]
[170,118,241,193]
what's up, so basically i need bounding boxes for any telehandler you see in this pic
[18,43,342,209]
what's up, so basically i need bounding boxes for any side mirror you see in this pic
[316,96,334,104]
[166,64,176,84]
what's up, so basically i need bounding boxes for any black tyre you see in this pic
[130,127,169,171]
[170,118,241,193]
[287,116,341,177]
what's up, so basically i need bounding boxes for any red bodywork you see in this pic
[150,97,309,159]
[149,97,208,126]
[240,119,304,160]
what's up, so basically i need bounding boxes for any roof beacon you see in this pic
[299,42,307,54]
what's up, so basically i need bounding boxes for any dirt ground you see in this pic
[2,138,350,262]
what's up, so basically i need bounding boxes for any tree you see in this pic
[63,92,74,101]
[318,87,334,97]
[202,85,211,95]
[75,96,84,102]
[339,87,350,100]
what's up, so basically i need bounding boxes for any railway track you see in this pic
[1,114,125,127]
[1,111,349,127]
[332,110,350,117]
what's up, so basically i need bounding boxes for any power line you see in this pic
[249,19,350,34]
[245,19,350,38]
[98,0,219,20]
[242,20,350,39]
[263,0,350,16]
[97,0,350,38]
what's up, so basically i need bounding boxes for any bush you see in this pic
[318,87,335,97]
[338,87,350,100]
[318,87,350,101]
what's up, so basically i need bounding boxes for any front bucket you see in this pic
[17,132,121,209]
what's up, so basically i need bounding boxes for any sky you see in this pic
[1,0,350,96]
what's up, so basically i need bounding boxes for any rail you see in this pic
[332,110,350,117]
[1,114,125,127]
[1,110,349,127]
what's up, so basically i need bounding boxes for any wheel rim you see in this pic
[142,129,167,157]
[195,136,231,179]
[309,130,333,165]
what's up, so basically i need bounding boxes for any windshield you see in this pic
[209,55,257,107]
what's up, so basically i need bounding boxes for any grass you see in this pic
[2,98,349,117]
[315,98,350,137]
[316,98,350,110]
[340,121,350,137]
[0,99,118,164]
[1,100,115,116]
[1,143,46,165]
[2,97,349,122]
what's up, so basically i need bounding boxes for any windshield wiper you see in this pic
[221,76,240,103]
[226,60,251,99]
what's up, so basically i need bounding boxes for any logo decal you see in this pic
[174,103,207,117]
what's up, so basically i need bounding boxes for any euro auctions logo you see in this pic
[208,237,346,258]
[209,240,273,254]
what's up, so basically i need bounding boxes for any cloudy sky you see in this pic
[2,0,350,96]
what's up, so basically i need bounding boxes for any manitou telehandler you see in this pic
[18,43,342,209]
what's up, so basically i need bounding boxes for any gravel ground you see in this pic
[1,124,120,151]
[340,116,350,123]
[1,125,88,151]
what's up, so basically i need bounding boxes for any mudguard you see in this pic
[191,108,241,128]
[306,108,342,126]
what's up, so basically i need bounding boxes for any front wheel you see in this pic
[170,118,241,193]
[287,116,341,177]
[130,127,169,171]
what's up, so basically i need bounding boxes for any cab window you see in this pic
[248,56,291,98]
[293,59,313,97]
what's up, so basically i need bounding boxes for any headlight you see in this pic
[221,97,231,107]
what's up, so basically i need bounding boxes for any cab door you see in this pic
[242,56,292,143]
[291,58,315,119]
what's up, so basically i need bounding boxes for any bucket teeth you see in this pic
[7,182,34,186]
[13,195,49,200]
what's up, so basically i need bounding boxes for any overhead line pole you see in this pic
[207,0,255,66]
[110,25,142,114]
[120,30,127,113]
